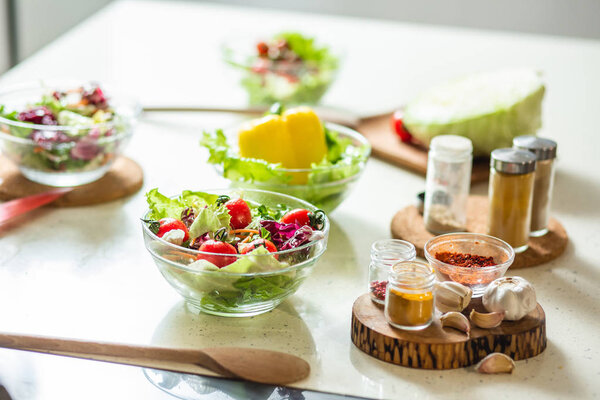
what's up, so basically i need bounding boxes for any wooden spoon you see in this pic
[0,333,310,385]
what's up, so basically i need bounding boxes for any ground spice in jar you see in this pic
[435,251,496,268]
[370,280,388,301]
[386,289,434,327]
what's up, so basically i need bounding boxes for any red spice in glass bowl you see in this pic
[434,252,496,268]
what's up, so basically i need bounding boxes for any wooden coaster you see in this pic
[0,156,143,207]
[390,195,568,269]
[351,293,546,369]
[358,113,490,183]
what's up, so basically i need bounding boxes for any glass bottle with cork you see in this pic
[487,148,536,253]
[384,261,435,331]
[368,239,416,304]
[513,136,557,237]
[424,135,473,234]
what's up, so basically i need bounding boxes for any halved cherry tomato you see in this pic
[280,209,311,226]
[196,240,238,268]
[239,239,278,259]
[157,218,190,242]
[224,199,253,230]
[391,110,412,143]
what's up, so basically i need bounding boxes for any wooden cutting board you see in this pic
[357,113,490,183]
[351,294,546,369]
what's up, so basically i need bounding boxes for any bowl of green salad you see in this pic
[223,32,340,105]
[141,188,329,317]
[200,105,370,212]
[0,81,140,187]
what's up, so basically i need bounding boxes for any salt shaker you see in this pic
[424,135,473,234]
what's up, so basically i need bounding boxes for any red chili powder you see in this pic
[435,251,496,268]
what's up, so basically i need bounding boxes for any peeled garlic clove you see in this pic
[469,309,505,329]
[440,312,471,336]
[476,353,515,374]
[435,281,473,313]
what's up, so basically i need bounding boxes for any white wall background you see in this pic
[0,0,10,73]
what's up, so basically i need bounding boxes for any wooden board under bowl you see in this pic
[357,113,490,183]
[351,293,546,370]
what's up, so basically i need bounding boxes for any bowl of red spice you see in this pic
[424,233,515,297]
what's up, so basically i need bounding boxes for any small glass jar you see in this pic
[424,135,473,234]
[513,136,557,237]
[384,261,435,331]
[368,239,416,304]
[487,148,536,253]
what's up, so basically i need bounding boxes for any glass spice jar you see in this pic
[487,148,536,253]
[513,136,557,237]
[384,261,435,331]
[424,135,473,234]
[368,239,416,304]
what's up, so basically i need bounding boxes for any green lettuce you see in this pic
[275,32,338,68]
[145,188,222,220]
[188,204,231,239]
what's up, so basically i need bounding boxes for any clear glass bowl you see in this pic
[215,122,370,213]
[222,36,340,106]
[0,81,140,187]
[424,232,515,297]
[141,189,330,317]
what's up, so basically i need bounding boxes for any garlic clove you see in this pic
[469,309,505,329]
[435,281,473,313]
[476,353,515,374]
[440,312,471,336]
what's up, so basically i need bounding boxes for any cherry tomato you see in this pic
[239,239,278,259]
[157,218,190,242]
[224,198,253,230]
[197,240,238,268]
[256,41,269,56]
[391,110,412,143]
[280,209,311,226]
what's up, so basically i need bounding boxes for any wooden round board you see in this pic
[0,156,143,207]
[391,195,568,269]
[351,294,546,369]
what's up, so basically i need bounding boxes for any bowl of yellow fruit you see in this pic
[200,104,370,212]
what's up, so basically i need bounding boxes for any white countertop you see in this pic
[0,1,599,399]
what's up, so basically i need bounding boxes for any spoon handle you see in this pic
[0,332,232,378]
[0,188,72,223]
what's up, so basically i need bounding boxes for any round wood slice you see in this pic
[0,156,143,207]
[351,293,546,369]
[390,195,568,269]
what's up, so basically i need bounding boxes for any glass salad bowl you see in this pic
[0,81,140,187]
[424,233,515,297]
[141,189,329,317]
[203,122,370,213]
[222,32,340,105]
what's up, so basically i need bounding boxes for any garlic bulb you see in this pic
[482,277,537,321]
[435,281,472,313]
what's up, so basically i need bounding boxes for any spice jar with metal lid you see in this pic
[384,261,435,330]
[369,239,416,304]
[487,148,536,253]
[513,136,557,237]
[424,135,473,234]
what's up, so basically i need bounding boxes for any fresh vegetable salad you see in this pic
[224,32,339,105]
[142,189,329,316]
[200,105,370,212]
[0,83,134,176]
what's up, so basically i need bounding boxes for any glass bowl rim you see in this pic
[0,80,141,137]
[424,232,516,272]
[141,188,330,277]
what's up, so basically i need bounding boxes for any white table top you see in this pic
[1,1,599,399]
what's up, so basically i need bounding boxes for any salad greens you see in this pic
[143,189,327,315]
[0,84,130,173]
[200,126,369,212]
[226,31,339,105]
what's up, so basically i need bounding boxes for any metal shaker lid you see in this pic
[490,148,536,174]
[513,136,557,160]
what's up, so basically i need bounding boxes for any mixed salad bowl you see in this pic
[142,188,329,317]
[0,81,139,187]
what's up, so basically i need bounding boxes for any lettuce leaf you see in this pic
[145,188,223,221]
[275,32,338,68]
[188,204,231,239]
[221,246,288,273]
